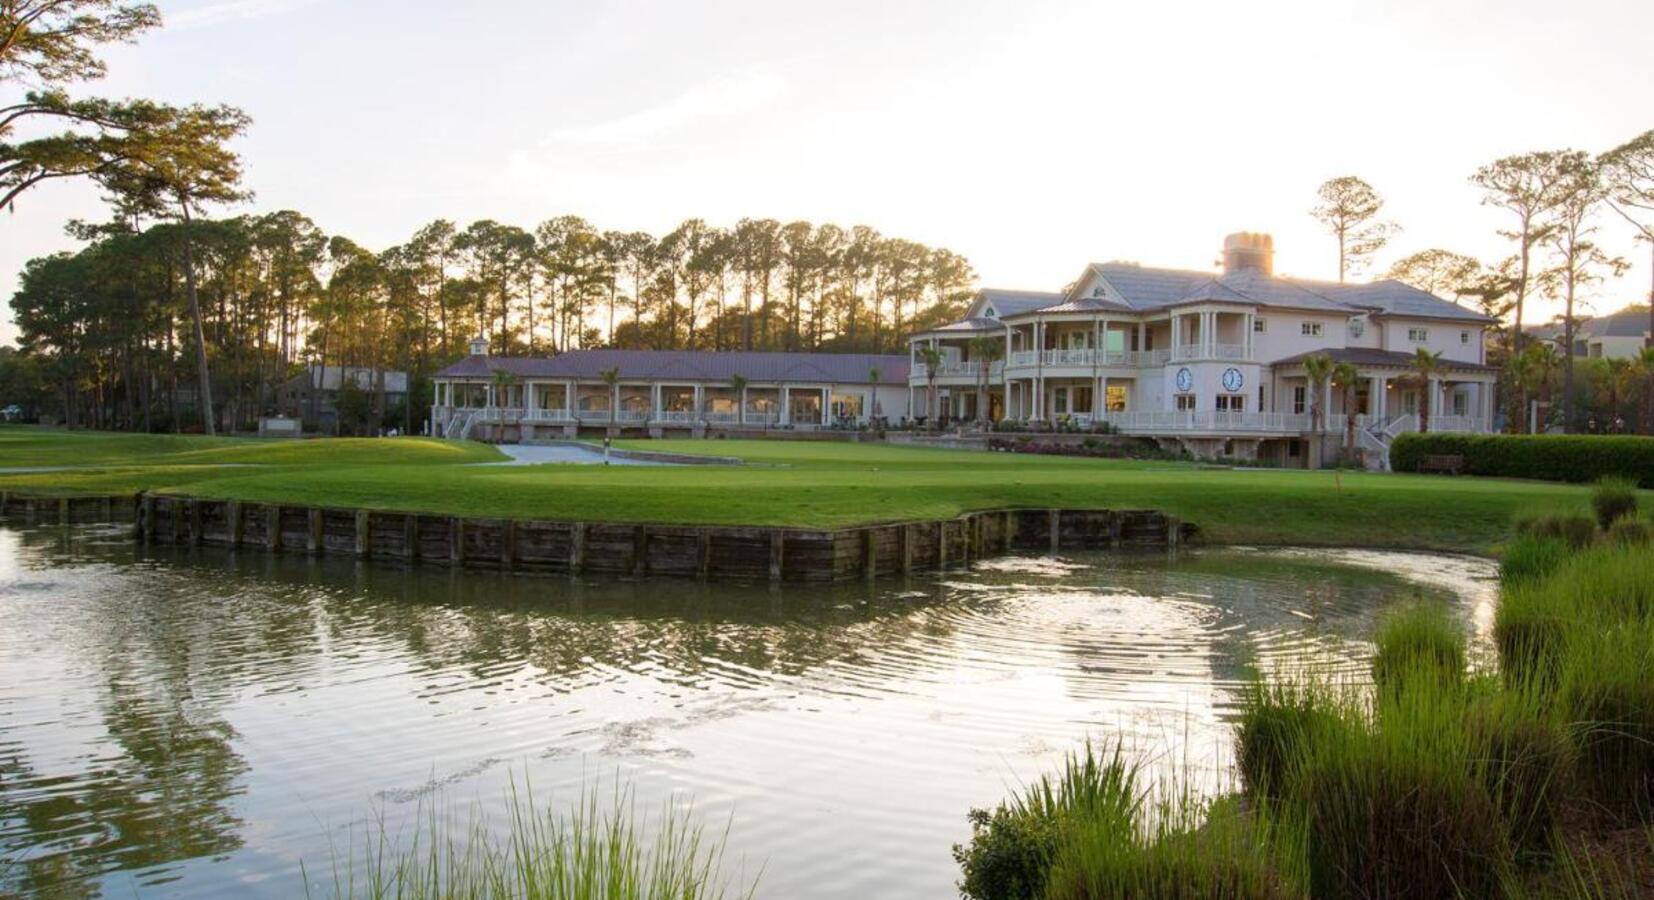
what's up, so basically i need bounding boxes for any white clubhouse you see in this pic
[907,233,1496,465]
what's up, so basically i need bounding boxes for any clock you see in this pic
[1175,367,1193,392]
[1222,367,1244,392]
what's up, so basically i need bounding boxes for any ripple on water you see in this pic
[0,525,1494,899]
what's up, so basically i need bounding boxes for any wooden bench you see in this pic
[1418,454,1464,475]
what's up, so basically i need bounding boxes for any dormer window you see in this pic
[983,305,997,318]
[1349,318,1365,338]
[1091,286,1106,298]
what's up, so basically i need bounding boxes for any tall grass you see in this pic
[1589,477,1638,530]
[1500,533,1573,586]
[1371,599,1465,693]
[312,780,756,900]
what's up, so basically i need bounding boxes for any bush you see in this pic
[1043,795,1296,900]
[1603,517,1652,546]
[1371,600,1466,694]
[1235,680,1347,802]
[1513,512,1597,549]
[954,742,1142,900]
[1390,432,1654,487]
[1500,533,1573,586]
[1294,688,1513,900]
[1557,622,1654,819]
[1590,476,1639,529]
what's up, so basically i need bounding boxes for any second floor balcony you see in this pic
[1003,348,1173,370]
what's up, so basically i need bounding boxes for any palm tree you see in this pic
[1639,347,1654,436]
[969,334,1003,426]
[730,373,749,424]
[1331,360,1362,458]
[1410,348,1444,434]
[1303,354,1333,435]
[1505,351,1533,434]
[917,345,943,427]
[1603,357,1634,431]
[865,367,880,427]
[599,366,620,431]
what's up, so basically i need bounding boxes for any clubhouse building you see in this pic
[431,232,1496,466]
[907,233,1496,464]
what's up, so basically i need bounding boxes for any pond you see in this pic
[0,524,1496,898]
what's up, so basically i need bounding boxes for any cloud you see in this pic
[546,67,788,147]
[168,0,321,29]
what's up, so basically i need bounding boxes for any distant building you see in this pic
[280,366,410,430]
[432,339,909,442]
[1526,305,1652,360]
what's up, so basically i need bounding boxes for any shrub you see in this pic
[1371,600,1466,694]
[1294,687,1513,900]
[1603,516,1652,547]
[1500,533,1572,586]
[1390,432,1654,487]
[1043,794,1296,900]
[1235,679,1347,802]
[1590,477,1639,529]
[1513,512,1597,549]
[1467,685,1574,860]
[954,742,1142,900]
[1557,622,1654,820]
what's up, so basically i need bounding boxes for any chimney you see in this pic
[1221,232,1274,276]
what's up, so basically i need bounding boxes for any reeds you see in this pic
[311,779,756,900]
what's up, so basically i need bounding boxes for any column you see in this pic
[695,384,705,416]
[565,381,575,417]
[611,382,620,419]
[1098,375,1109,417]
[1137,321,1147,357]
[1370,376,1383,421]
[821,387,830,425]
[780,385,791,425]
[526,382,536,415]
[1170,315,1180,358]
[651,384,662,419]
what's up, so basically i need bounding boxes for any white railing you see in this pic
[1098,411,1312,434]
[1002,349,1171,371]
[523,408,577,422]
[656,410,699,423]
[703,412,740,424]
[1214,343,1247,360]
[912,361,1003,379]
[1175,344,1202,360]
[743,412,780,426]
[1171,343,1249,361]
[1423,416,1487,434]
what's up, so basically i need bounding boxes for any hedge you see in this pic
[1390,433,1654,487]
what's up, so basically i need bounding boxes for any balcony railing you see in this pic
[1001,349,1173,370]
[1170,343,1248,361]
[1098,411,1312,434]
[911,360,1003,379]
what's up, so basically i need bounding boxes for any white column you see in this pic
[526,382,535,414]
[695,384,705,416]
[1137,322,1147,356]
[611,382,620,418]
[1098,375,1109,416]
[565,381,575,415]
[821,387,830,425]
[781,385,791,424]
[651,384,662,419]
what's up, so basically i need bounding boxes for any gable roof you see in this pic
[436,349,910,384]
[1084,263,1490,320]
[973,288,1064,318]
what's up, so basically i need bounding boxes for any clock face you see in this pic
[1175,367,1193,392]
[1222,367,1244,392]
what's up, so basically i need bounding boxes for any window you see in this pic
[1460,331,1471,345]
[1253,318,1267,333]
[1216,394,1246,411]
[1175,394,1197,411]
[1452,391,1468,417]
[1073,386,1093,413]
[1409,327,1430,342]
[1292,385,1307,415]
[1105,385,1128,412]
[1301,322,1323,337]
[1349,318,1365,338]
[1053,387,1069,414]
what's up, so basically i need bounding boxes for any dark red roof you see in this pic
[437,349,910,385]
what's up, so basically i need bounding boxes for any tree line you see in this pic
[1308,127,1654,433]
[6,211,977,432]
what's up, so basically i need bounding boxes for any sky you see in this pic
[5,0,1653,345]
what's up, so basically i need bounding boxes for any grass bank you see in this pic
[955,487,1654,899]
[0,427,1635,553]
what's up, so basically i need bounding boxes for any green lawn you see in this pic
[0,427,1623,553]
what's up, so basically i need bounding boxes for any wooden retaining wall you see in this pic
[0,490,1191,583]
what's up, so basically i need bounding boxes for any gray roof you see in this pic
[1088,263,1489,320]
[920,317,1004,334]
[436,349,910,384]
[978,288,1064,316]
[1585,306,1652,339]
[1004,296,1133,317]
[1271,348,1494,372]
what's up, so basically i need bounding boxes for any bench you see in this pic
[1418,453,1464,475]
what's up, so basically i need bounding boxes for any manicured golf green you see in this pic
[0,427,1621,553]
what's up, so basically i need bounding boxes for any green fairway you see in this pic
[0,427,1625,553]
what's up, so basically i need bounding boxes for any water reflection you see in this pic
[0,524,1494,898]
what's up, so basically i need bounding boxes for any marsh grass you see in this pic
[1589,477,1639,530]
[1370,599,1466,694]
[310,780,756,900]
[1514,512,1599,550]
[1500,533,1574,585]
